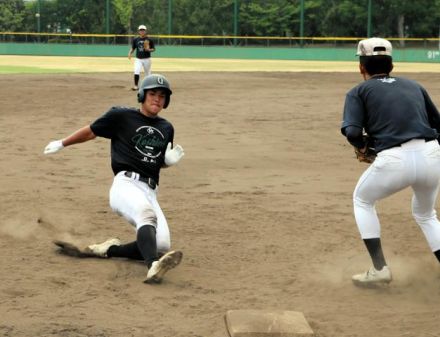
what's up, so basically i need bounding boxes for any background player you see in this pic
[128,24,155,90]
[44,74,185,284]
[341,37,440,286]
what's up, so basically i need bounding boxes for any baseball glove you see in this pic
[53,240,95,258]
[353,135,376,164]
[354,146,376,163]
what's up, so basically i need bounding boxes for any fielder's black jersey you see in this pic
[341,75,440,152]
[90,106,174,183]
[132,37,155,59]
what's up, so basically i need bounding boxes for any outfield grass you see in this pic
[0,64,74,74]
[1,55,440,74]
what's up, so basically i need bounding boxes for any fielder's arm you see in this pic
[343,125,365,148]
[44,125,96,154]
[423,88,440,137]
[128,47,135,60]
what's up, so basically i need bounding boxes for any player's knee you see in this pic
[136,208,157,228]
[157,239,171,254]
[353,195,373,209]
[412,209,436,224]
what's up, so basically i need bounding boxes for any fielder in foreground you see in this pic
[44,74,184,284]
[341,38,440,286]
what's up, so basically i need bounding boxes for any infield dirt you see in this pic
[1,71,439,337]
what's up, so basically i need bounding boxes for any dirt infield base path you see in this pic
[1,72,439,337]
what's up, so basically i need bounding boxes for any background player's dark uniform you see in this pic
[131,36,155,60]
[128,25,155,90]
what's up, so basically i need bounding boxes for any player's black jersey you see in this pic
[341,75,440,152]
[90,106,174,183]
[131,37,154,59]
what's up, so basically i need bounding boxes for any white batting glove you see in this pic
[164,142,184,166]
[44,139,64,155]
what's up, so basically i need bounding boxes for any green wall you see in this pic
[1,42,439,63]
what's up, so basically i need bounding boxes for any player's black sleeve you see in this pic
[169,125,174,144]
[422,87,440,136]
[90,107,124,139]
[344,126,366,148]
[341,91,365,135]
[131,38,137,50]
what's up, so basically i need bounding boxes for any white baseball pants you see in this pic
[109,171,170,253]
[354,139,440,251]
[134,58,152,76]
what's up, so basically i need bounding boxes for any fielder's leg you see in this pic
[362,238,386,270]
[133,75,140,89]
[411,141,440,263]
[435,251,440,263]
[142,58,152,76]
[132,58,143,90]
[352,150,410,284]
[411,191,440,262]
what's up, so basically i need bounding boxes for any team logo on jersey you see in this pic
[378,78,396,84]
[131,126,165,162]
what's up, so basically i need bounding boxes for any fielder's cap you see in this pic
[356,37,392,56]
[138,25,147,31]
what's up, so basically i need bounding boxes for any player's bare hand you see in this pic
[44,139,64,154]
[165,142,184,166]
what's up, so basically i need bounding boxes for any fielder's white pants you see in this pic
[354,139,440,252]
[109,171,170,253]
[134,58,152,76]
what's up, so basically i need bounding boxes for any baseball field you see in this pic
[1,55,440,337]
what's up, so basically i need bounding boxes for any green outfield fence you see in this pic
[1,32,440,63]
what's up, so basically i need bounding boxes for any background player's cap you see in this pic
[356,37,392,56]
[138,25,147,31]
